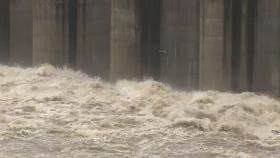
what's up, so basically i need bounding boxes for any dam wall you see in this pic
[0,0,280,94]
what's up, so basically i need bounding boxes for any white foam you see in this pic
[0,64,280,141]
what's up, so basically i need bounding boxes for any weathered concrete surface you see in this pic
[253,0,280,94]
[5,0,280,94]
[0,0,10,64]
[237,0,250,91]
[10,0,33,66]
[199,0,231,91]
[160,0,199,89]
[231,0,254,92]
[139,0,160,79]
[33,0,69,66]
[68,0,77,67]
[77,0,111,80]
[77,0,141,81]
[110,0,141,81]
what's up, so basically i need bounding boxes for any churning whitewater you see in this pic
[0,64,280,157]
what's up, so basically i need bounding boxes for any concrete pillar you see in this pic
[160,0,200,89]
[139,0,160,79]
[33,0,69,66]
[253,0,280,94]
[199,0,231,91]
[0,0,10,64]
[231,0,250,92]
[110,0,141,81]
[77,0,111,79]
[77,0,140,81]
[10,0,33,66]
[238,0,250,91]
[68,0,77,67]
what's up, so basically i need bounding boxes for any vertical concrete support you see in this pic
[10,0,33,66]
[0,0,10,64]
[160,0,199,89]
[68,0,77,67]
[139,0,160,79]
[231,0,251,91]
[238,0,250,91]
[199,0,231,91]
[77,0,111,79]
[77,0,140,81]
[110,0,141,81]
[253,0,280,94]
[33,0,68,66]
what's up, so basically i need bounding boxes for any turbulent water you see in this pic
[0,64,280,158]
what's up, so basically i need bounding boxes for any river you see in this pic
[0,65,279,158]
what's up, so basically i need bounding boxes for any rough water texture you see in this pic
[0,64,280,158]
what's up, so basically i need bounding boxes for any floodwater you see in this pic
[0,64,279,158]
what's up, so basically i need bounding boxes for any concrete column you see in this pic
[10,0,33,66]
[77,0,140,81]
[139,0,160,79]
[231,0,251,92]
[68,0,77,67]
[110,0,141,81]
[33,0,69,66]
[160,0,200,89]
[199,0,231,91]
[0,0,10,64]
[77,0,111,80]
[238,0,250,91]
[253,0,280,94]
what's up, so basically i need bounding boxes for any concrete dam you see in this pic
[1,1,280,157]
[0,0,279,95]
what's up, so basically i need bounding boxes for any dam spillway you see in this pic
[0,0,280,157]
[0,0,279,95]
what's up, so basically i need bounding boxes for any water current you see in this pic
[0,65,279,157]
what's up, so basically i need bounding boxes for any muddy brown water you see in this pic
[0,65,279,158]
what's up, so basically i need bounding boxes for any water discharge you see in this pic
[0,64,279,157]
